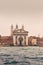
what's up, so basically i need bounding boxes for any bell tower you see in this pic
[11,24,13,36]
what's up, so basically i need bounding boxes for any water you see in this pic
[0,46,43,65]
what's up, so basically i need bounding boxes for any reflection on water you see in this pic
[0,47,43,65]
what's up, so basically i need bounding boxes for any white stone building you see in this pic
[11,25,28,46]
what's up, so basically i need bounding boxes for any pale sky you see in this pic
[0,0,43,37]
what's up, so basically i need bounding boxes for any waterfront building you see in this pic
[0,25,43,46]
[28,36,37,46]
[11,25,28,46]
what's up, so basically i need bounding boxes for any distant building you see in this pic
[28,36,37,46]
[0,36,13,46]
[0,25,43,46]
[37,37,43,46]
[31,38,37,46]
[11,25,28,46]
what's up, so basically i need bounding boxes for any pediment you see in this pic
[13,29,28,33]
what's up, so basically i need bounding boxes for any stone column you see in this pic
[16,35,17,45]
[26,36,28,46]
[13,36,16,45]
[24,36,26,46]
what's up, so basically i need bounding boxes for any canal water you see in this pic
[0,46,43,65]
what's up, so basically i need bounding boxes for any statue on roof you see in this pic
[22,25,24,30]
[16,24,18,29]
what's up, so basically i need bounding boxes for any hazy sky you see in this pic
[0,0,43,37]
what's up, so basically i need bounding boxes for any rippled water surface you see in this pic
[0,46,43,65]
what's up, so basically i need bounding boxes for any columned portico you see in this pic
[11,25,28,46]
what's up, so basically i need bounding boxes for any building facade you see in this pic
[11,25,28,46]
[28,36,37,46]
